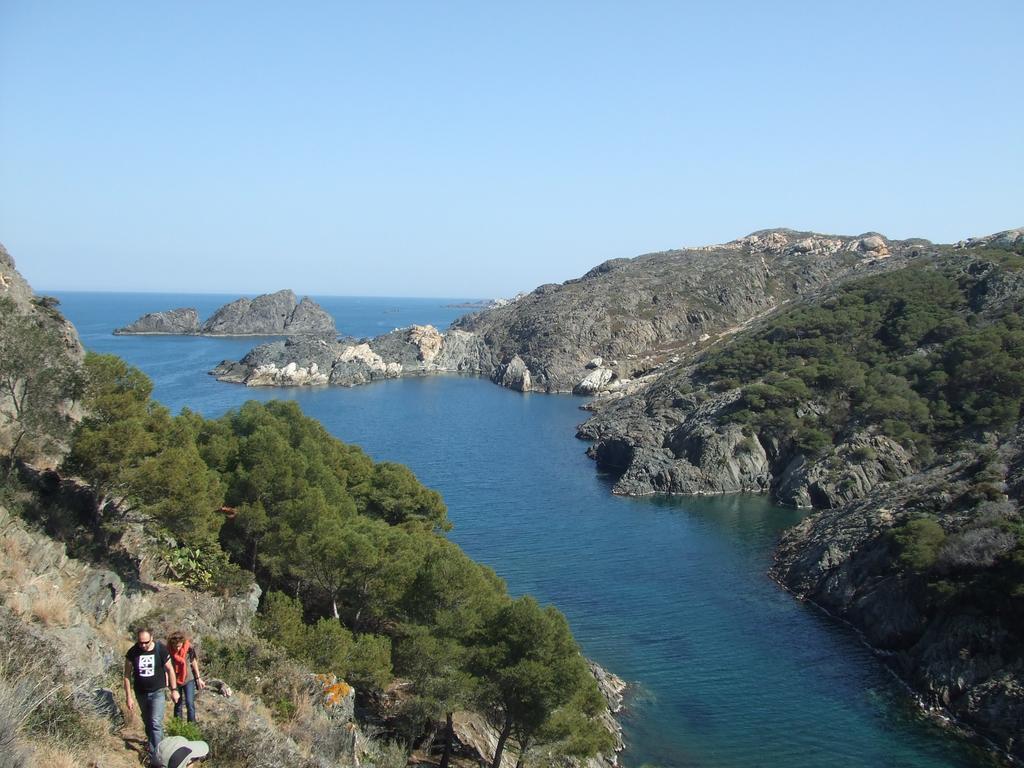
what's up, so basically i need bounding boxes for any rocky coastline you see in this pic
[210,228,923,395]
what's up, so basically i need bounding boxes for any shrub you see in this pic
[201,637,308,724]
[894,517,947,571]
[734,436,759,456]
[165,718,204,741]
[850,445,877,462]
[27,591,72,628]
[937,527,1018,571]
[363,736,410,768]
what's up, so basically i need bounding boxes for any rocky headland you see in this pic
[577,227,1024,760]
[113,288,336,336]
[213,228,922,392]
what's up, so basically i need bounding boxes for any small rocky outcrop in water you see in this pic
[211,324,493,387]
[113,307,200,335]
[114,289,336,336]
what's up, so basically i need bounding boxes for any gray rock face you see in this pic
[217,227,927,394]
[286,296,336,334]
[956,227,1024,252]
[494,355,532,392]
[211,325,493,388]
[201,289,335,335]
[453,228,922,392]
[114,307,200,335]
[115,289,336,336]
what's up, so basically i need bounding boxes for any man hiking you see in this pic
[124,627,180,766]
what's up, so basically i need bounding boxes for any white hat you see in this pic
[156,735,210,767]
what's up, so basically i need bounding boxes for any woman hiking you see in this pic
[167,630,206,722]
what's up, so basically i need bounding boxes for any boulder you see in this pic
[76,570,123,624]
[495,355,531,392]
[308,674,355,723]
[574,367,616,395]
[407,324,444,362]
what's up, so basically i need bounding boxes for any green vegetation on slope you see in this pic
[0,296,81,468]
[61,353,612,766]
[699,261,1024,461]
[696,250,1024,636]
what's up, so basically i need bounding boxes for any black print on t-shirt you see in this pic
[138,653,156,677]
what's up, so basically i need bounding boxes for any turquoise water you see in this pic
[53,291,998,768]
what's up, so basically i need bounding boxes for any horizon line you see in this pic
[39,287,502,302]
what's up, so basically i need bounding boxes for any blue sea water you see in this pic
[53,291,998,768]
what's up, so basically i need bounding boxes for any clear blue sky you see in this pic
[2,1,1021,298]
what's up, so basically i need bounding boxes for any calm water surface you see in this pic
[53,291,998,768]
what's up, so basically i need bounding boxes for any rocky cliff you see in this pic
[771,440,1024,761]
[576,229,1024,760]
[114,289,336,336]
[578,232,1024,502]
[451,229,920,393]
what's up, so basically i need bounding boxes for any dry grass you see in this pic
[28,590,72,628]
[28,726,144,768]
[28,742,77,768]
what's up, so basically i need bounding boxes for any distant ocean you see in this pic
[53,291,997,768]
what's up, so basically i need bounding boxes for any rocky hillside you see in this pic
[579,231,1024,501]
[579,228,1024,760]
[0,491,372,768]
[213,229,925,392]
[0,243,84,466]
[453,229,919,392]
[212,325,493,387]
[114,289,336,336]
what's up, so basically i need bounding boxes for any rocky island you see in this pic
[114,288,336,336]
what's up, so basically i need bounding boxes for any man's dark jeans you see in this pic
[136,688,166,762]
[174,679,197,722]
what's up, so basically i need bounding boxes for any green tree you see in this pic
[127,428,226,546]
[894,517,947,571]
[355,462,450,531]
[393,539,506,767]
[394,626,478,768]
[62,354,169,515]
[256,591,392,689]
[0,297,80,467]
[472,596,604,768]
